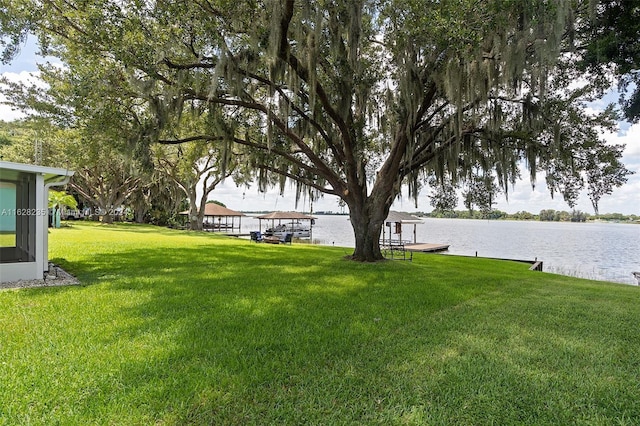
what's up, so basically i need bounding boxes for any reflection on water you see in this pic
[241,215,640,285]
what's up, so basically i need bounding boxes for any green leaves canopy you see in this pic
[1,0,633,260]
[576,0,640,122]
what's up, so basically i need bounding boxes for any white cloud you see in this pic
[201,179,342,213]
[1,70,45,121]
[2,70,39,84]
[610,122,640,157]
[0,96,27,121]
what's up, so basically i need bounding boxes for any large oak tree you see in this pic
[1,0,632,260]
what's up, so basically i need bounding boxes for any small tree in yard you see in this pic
[48,190,77,227]
[155,141,238,231]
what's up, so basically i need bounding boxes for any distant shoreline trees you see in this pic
[424,209,638,223]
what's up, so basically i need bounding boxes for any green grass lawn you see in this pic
[1,222,639,425]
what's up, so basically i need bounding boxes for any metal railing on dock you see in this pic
[380,240,413,261]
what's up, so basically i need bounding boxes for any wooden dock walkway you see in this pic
[404,243,450,252]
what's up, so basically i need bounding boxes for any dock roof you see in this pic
[180,203,245,217]
[256,211,316,220]
[385,211,424,224]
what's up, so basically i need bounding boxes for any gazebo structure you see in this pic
[382,211,424,245]
[382,211,449,254]
[181,203,245,232]
[0,161,74,283]
[255,211,316,239]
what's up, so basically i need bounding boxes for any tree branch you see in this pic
[157,135,226,144]
[161,57,216,70]
[275,0,353,153]
[258,165,339,196]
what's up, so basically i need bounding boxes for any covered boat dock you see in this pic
[180,203,245,232]
[382,211,449,259]
[255,211,316,239]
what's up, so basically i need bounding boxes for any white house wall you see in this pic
[0,161,74,284]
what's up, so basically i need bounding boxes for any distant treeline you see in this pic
[420,209,639,223]
[267,210,638,223]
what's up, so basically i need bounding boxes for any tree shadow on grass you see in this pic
[43,240,480,422]
[39,234,640,424]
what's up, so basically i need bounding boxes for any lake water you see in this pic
[241,215,640,285]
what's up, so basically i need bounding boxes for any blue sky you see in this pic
[2,37,638,215]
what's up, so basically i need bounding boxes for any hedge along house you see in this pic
[0,161,74,283]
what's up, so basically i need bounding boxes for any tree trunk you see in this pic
[347,195,392,262]
[197,195,208,231]
[134,207,147,223]
[188,192,203,231]
[188,204,202,231]
[95,196,114,224]
[189,218,202,230]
